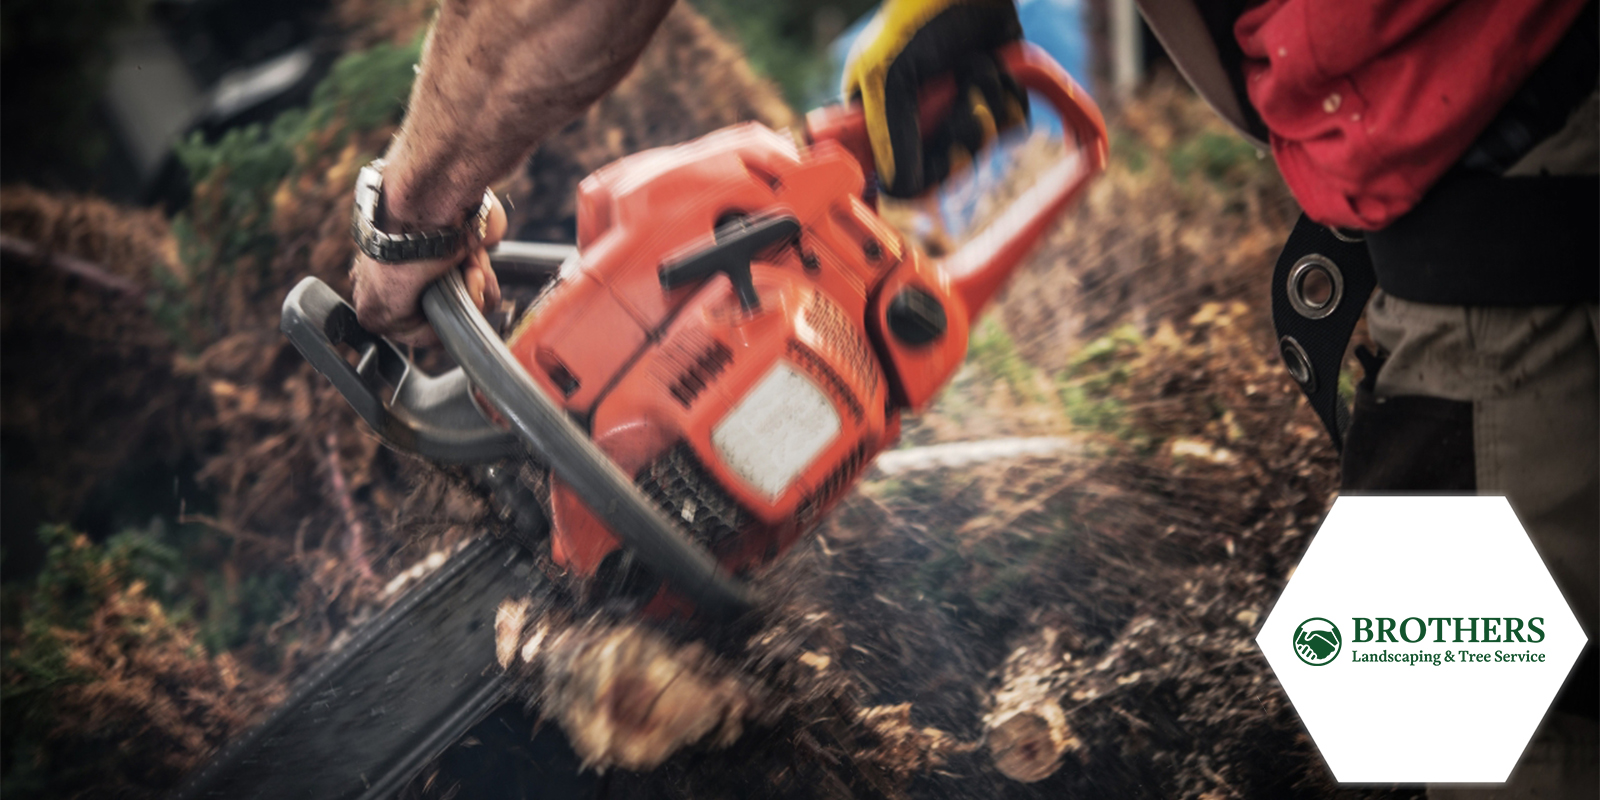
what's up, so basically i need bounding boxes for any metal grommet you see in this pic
[1287,254,1344,320]
[1279,336,1316,392]
[1329,226,1365,243]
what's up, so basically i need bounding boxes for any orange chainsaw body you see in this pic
[503,43,1107,588]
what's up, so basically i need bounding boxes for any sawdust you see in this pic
[728,73,1401,799]
[488,596,949,799]
[498,601,753,773]
[995,74,1295,373]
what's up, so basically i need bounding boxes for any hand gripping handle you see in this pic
[804,41,1108,318]
[282,248,756,618]
[280,277,520,463]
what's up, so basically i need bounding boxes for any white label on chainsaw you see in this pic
[712,363,840,500]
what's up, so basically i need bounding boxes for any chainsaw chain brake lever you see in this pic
[421,269,759,620]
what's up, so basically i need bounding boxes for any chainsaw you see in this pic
[175,42,1105,799]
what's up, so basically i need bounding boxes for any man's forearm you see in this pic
[381,0,676,229]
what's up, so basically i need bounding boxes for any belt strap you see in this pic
[1367,173,1600,306]
[1271,214,1378,448]
[1273,1,1597,446]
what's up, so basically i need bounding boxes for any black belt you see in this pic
[1367,172,1599,306]
[1271,173,1599,447]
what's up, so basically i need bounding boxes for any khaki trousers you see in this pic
[1351,293,1599,798]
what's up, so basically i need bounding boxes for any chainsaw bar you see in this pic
[170,535,539,800]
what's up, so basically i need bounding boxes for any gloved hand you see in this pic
[842,0,1029,197]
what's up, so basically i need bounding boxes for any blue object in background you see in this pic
[826,0,1092,236]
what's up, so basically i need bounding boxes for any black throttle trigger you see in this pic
[658,214,801,311]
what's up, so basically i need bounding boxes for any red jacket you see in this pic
[1234,0,1589,230]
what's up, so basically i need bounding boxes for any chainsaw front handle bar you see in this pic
[805,41,1107,196]
[805,41,1108,316]
[421,271,759,620]
[281,241,758,619]
[279,243,577,463]
[281,277,522,463]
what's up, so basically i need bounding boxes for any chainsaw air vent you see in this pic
[796,438,872,528]
[668,340,734,407]
[803,293,881,399]
[637,443,749,546]
[786,341,865,423]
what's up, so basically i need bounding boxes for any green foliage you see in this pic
[1167,130,1267,190]
[161,39,423,346]
[0,524,173,769]
[967,314,1042,400]
[172,118,299,282]
[191,567,294,657]
[1111,129,1150,174]
[122,517,293,659]
[174,39,423,192]
[18,525,177,636]
[146,257,200,350]
[0,522,284,795]
[1338,365,1357,408]
[310,41,425,134]
[696,1,878,108]
[1056,324,1145,441]
[3,519,291,694]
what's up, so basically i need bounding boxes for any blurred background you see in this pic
[0,0,1164,211]
[2,2,1390,799]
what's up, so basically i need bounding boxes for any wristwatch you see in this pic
[352,159,495,263]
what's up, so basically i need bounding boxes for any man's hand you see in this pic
[348,0,675,344]
[843,0,1028,197]
[350,191,509,347]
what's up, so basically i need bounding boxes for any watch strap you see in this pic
[352,159,494,264]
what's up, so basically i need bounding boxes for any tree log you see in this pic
[984,626,1083,782]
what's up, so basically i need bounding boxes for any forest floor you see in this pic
[2,3,1404,798]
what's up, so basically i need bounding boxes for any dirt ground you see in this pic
[3,5,1412,798]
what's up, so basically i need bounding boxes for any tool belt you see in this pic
[1271,171,1600,447]
[1273,0,1599,447]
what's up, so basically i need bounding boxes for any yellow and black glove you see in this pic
[842,0,1028,197]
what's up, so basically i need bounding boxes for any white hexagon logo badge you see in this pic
[1257,495,1588,784]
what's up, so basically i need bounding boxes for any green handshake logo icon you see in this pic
[1294,617,1342,666]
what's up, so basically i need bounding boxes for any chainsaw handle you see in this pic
[420,271,759,620]
[805,41,1108,318]
[804,41,1108,195]
[280,277,519,463]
